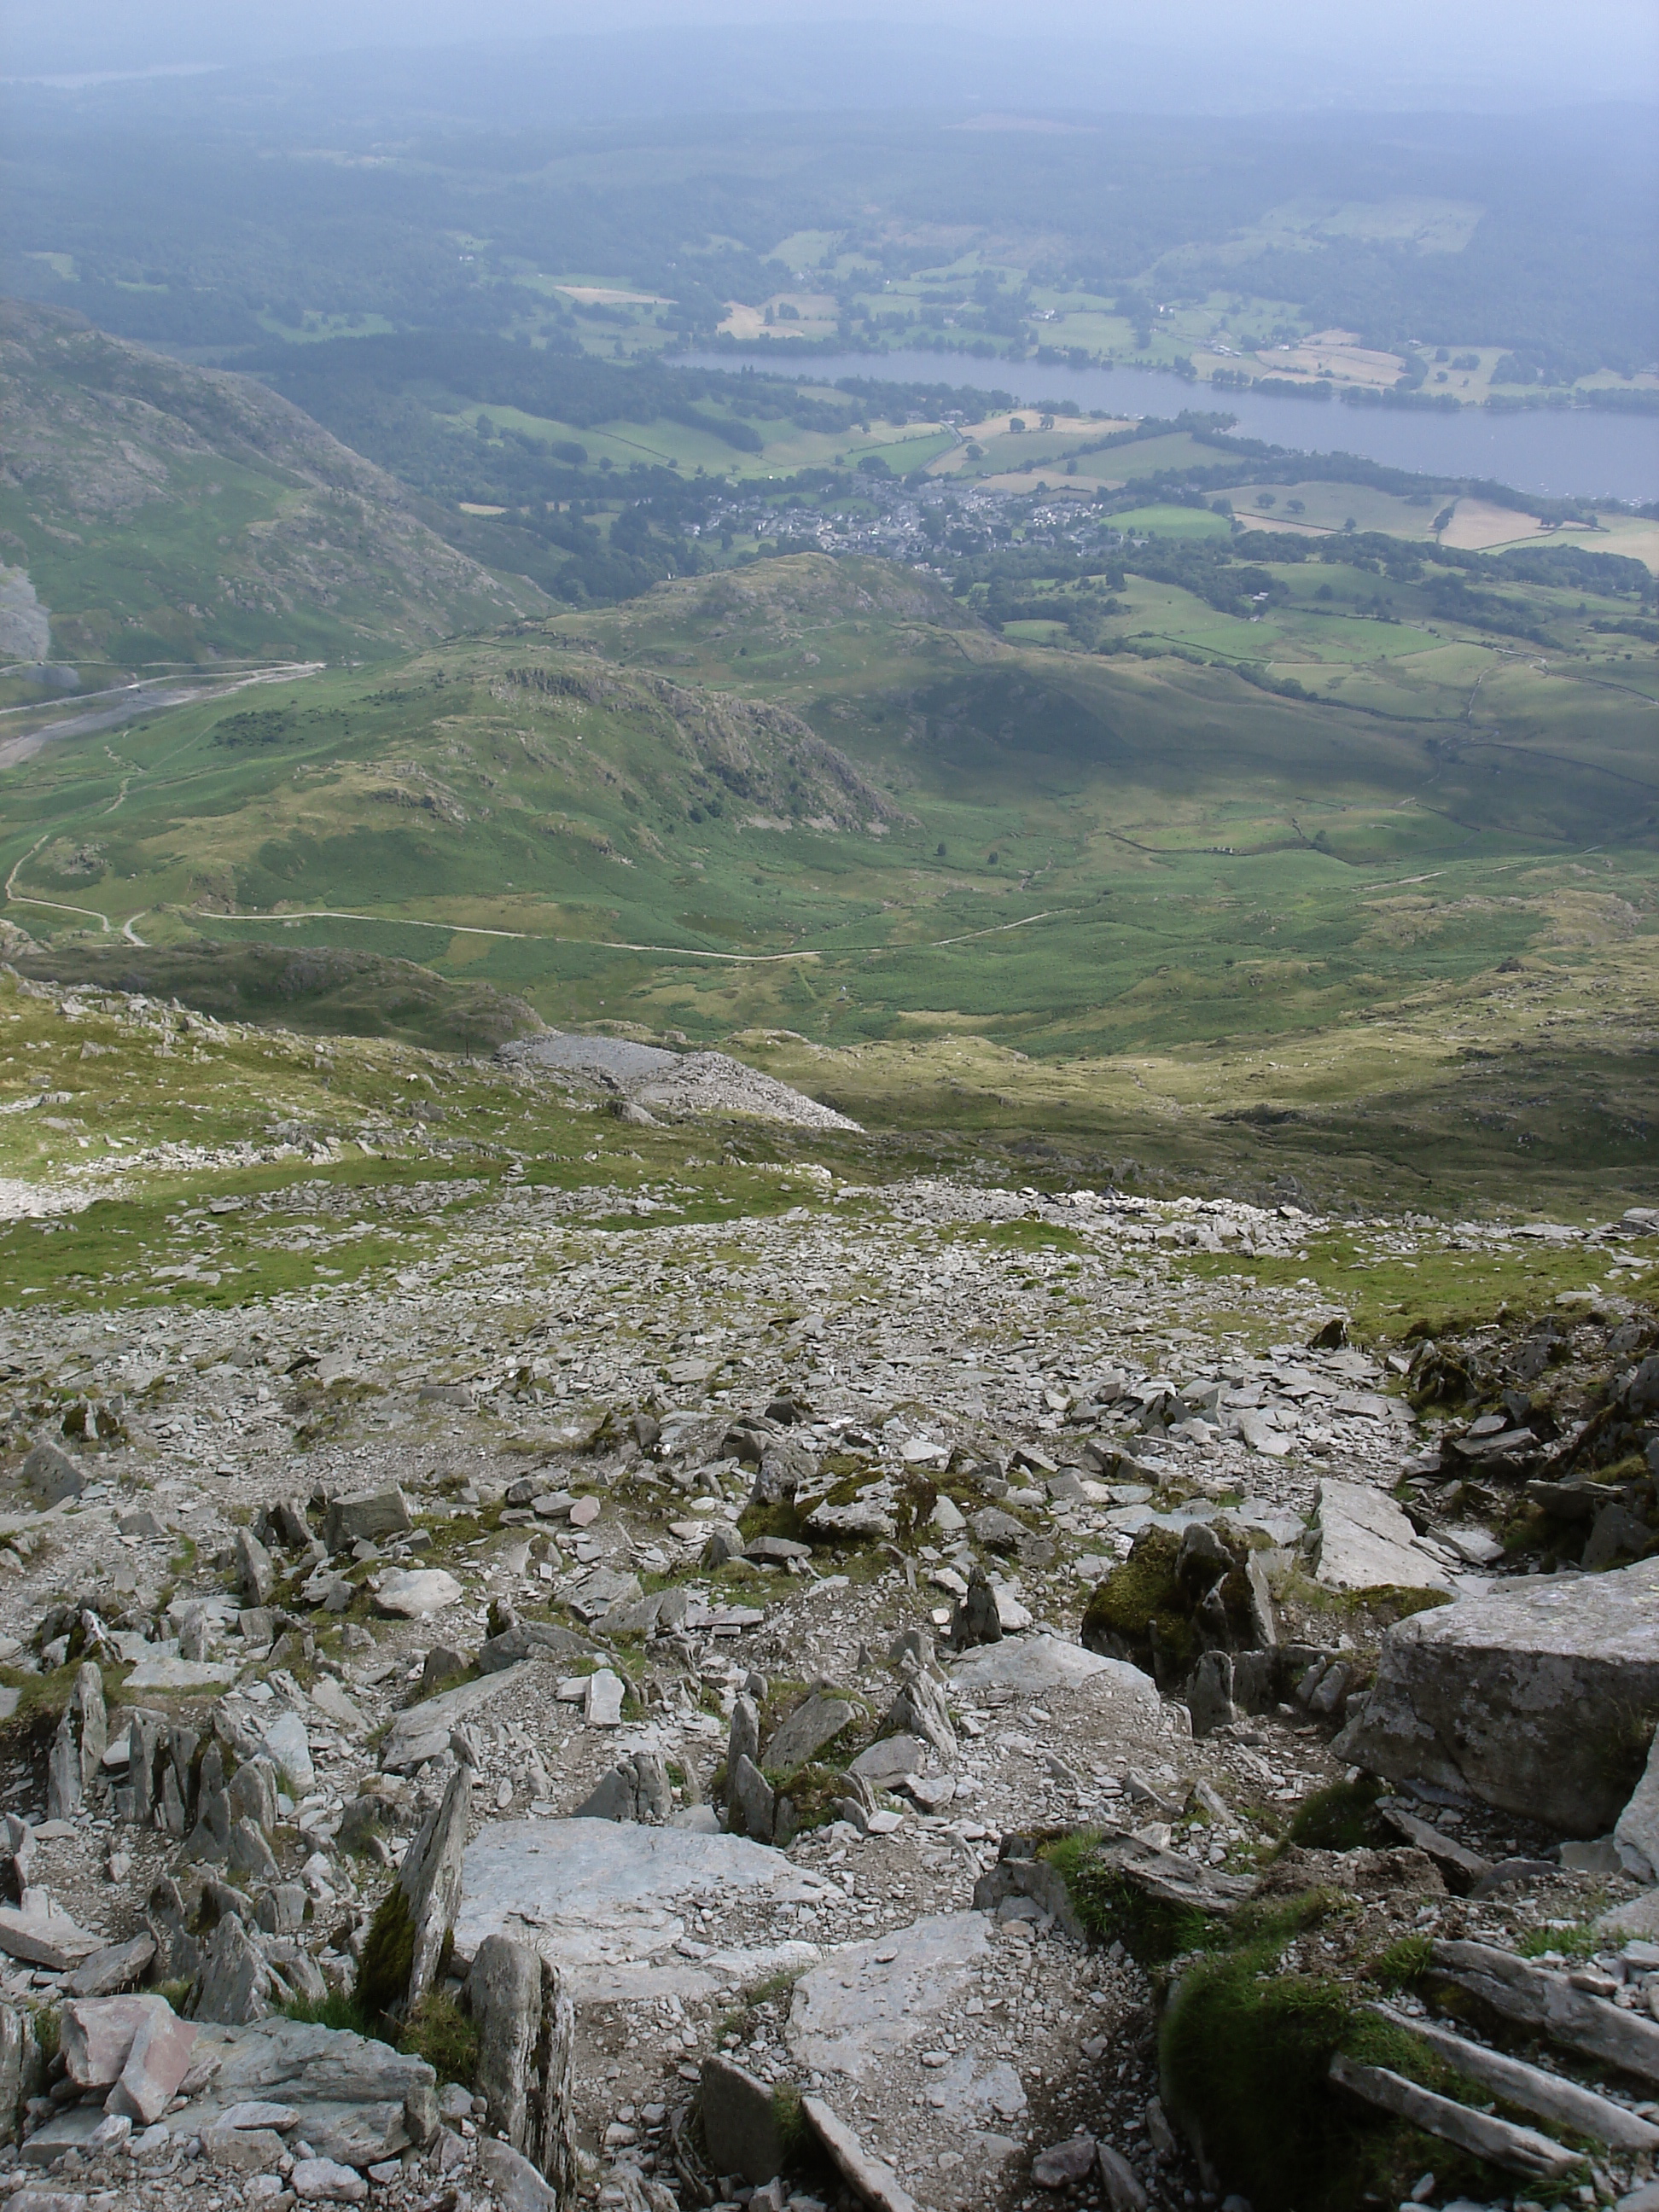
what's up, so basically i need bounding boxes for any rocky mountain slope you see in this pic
[0,300,543,671]
[0,970,1655,2212]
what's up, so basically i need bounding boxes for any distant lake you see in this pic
[684,348,1659,504]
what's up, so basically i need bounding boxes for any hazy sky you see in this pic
[5,0,1657,106]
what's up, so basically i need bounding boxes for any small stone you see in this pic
[292,2154,369,2201]
[1033,2136,1097,2188]
[477,2134,562,2210]
[106,2004,198,2125]
[259,1711,314,1794]
[420,1645,469,1697]
[61,1994,174,2088]
[324,1487,412,1552]
[61,1933,156,1999]
[765,1693,855,1777]
[203,2123,289,2174]
[949,1564,1004,1650]
[1186,1651,1237,1738]
[188,1912,270,2025]
[375,1569,463,1618]
[1095,2145,1148,2212]
[729,1753,775,1844]
[235,1528,276,1608]
[218,2101,301,2133]
[22,1438,85,1505]
[569,1497,601,1528]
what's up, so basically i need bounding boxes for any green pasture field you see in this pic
[1227,484,1444,536]
[1108,505,1234,540]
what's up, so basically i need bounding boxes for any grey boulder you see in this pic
[1336,1557,1659,1834]
[765,1692,856,1778]
[573,1751,673,1824]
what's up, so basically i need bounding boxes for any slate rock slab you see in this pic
[123,1652,238,1692]
[787,1911,1022,2132]
[1311,1479,1454,1595]
[701,2054,784,2185]
[454,1818,835,2000]
[1336,1557,1659,1834]
[324,1489,412,1552]
[380,1661,550,1773]
[375,1569,462,1620]
[765,1693,856,1777]
[165,2016,439,2166]
[950,1635,1162,1725]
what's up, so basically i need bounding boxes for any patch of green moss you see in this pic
[354,1878,415,2022]
[401,1989,478,2085]
[818,1452,876,1481]
[1286,1778,1387,1853]
[1161,1933,1499,2212]
[772,1760,858,1837]
[1043,1831,1221,1963]
[737,1499,805,1545]
[1079,1525,1194,1680]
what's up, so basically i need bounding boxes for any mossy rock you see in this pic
[1285,1778,1387,1854]
[738,1499,805,1546]
[1082,1518,1276,1691]
[1161,1938,1506,2211]
[773,1759,859,1842]
[1045,1835,1224,1964]
[1080,1525,1188,1678]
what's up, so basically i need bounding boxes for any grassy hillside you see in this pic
[0,301,544,680]
[3,546,1654,1211]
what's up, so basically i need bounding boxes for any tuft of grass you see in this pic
[1516,1921,1603,1963]
[400,1989,478,2086]
[282,1987,370,2034]
[1365,1934,1434,1991]
[1285,1778,1387,1853]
